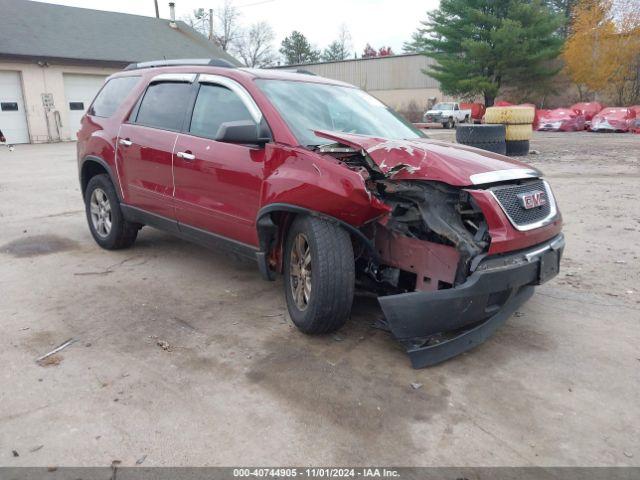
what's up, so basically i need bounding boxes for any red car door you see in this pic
[116,74,196,219]
[173,75,265,247]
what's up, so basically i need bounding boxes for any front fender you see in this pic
[261,145,389,226]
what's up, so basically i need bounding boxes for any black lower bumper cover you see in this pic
[378,234,565,368]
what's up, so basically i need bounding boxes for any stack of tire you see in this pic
[484,106,535,156]
[455,124,507,155]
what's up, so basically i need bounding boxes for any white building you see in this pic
[0,0,237,144]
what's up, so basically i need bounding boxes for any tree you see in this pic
[361,44,393,58]
[322,25,352,62]
[563,0,640,103]
[280,31,321,65]
[544,0,578,36]
[235,22,277,68]
[181,2,241,52]
[213,0,241,51]
[407,0,564,106]
[362,43,377,58]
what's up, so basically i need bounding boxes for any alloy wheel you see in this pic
[90,187,112,238]
[290,233,312,310]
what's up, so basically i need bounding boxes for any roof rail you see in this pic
[124,58,236,71]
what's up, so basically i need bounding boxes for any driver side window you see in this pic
[189,83,253,140]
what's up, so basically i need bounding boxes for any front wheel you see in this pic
[284,216,355,334]
[84,174,140,250]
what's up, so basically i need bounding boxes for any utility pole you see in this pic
[208,8,214,41]
[154,0,159,18]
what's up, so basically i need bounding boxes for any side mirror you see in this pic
[215,120,271,146]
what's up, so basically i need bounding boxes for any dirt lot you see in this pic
[0,131,639,466]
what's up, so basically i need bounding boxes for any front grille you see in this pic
[491,180,554,228]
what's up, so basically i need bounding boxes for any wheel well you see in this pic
[80,160,109,196]
[258,210,297,274]
[256,206,378,277]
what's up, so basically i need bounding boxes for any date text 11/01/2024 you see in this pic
[232,468,400,478]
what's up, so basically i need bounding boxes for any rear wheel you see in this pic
[284,216,354,334]
[84,174,139,249]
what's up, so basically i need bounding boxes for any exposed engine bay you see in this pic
[315,142,491,295]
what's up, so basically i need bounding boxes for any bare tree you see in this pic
[181,1,241,52]
[214,0,241,52]
[235,22,278,68]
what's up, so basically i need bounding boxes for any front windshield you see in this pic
[432,103,454,110]
[256,79,424,146]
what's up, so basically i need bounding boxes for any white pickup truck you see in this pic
[423,102,472,129]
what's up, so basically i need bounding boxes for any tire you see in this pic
[506,140,530,156]
[463,140,507,155]
[443,117,454,129]
[485,106,535,125]
[456,124,506,144]
[84,174,139,250]
[284,216,355,334]
[505,124,533,141]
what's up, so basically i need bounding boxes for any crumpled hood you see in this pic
[315,130,537,186]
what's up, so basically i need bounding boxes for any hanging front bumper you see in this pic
[378,234,565,368]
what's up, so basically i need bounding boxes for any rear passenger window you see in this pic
[135,82,193,131]
[90,76,139,117]
[189,83,253,139]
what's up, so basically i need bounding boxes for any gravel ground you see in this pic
[0,131,638,467]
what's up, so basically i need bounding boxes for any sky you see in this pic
[32,0,439,57]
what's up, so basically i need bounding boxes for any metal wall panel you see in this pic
[293,54,439,90]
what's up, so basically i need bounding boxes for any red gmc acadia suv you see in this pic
[77,59,564,368]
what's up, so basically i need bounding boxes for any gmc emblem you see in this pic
[518,190,547,209]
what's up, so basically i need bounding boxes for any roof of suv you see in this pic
[113,60,353,88]
[241,68,352,86]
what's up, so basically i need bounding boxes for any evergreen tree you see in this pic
[406,0,564,106]
[322,25,352,62]
[544,0,577,36]
[322,41,350,62]
[280,31,321,65]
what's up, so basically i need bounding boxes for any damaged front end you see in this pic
[314,132,564,368]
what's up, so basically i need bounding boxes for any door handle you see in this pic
[119,138,132,147]
[176,151,196,161]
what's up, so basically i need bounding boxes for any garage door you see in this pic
[0,71,30,144]
[63,74,108,140]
